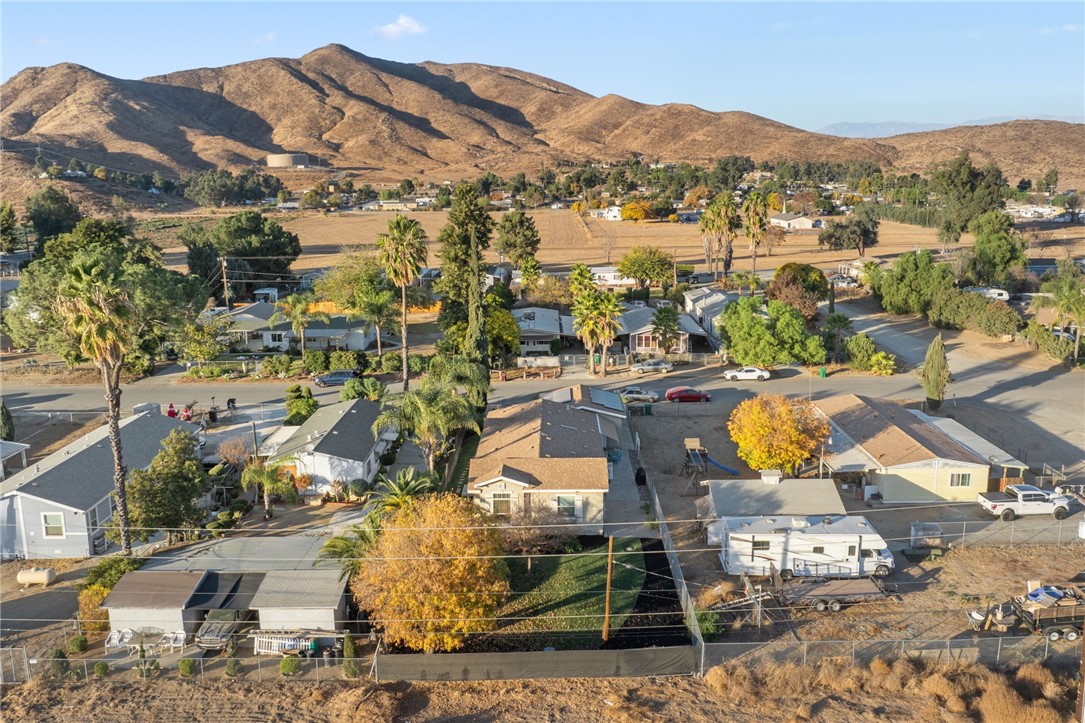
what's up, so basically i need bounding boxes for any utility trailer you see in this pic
[776,577,895,613]
[968,583,1085,640]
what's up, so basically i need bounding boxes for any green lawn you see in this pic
[496,538,645,649]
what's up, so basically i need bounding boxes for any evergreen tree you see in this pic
[435,185,493,312]
[0,400,14,442]
[0,202,19,254]
[921,334,951,408]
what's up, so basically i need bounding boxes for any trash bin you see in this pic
[818,366,827,378]
[593,353,601,367]
[644,403,653,416]
[208,406,219,423]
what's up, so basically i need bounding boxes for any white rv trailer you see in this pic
[715,515,894,579]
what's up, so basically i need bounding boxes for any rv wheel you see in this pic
[875,565,890,577]
[1065,629,1080,642]
[780,570,794,581]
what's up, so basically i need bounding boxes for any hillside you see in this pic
[2,43,1082,188]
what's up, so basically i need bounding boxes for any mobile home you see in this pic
[716,515,894,579]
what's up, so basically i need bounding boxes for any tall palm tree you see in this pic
[699,195,741,279]
[651,305,682,355]
[55,259,135,554]
[741,193,768,278]
[568,263,596,299]
[363,467,436,515]
[729,271,761,297]
[241,461,294,520]
[574,291,623,377]
[356,287,398,357]
[376,214,428,391]
[594,293,624,376]
[1037,269,1085,364]
[372,379,480,476]
[270,293,330,354]
[426,355,489,408]
[573,290,603,375]
[317,513,382,581]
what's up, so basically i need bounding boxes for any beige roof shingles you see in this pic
[814,394,987,468]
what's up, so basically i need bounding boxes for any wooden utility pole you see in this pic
[602,535,615,643]
[220,257,232,311]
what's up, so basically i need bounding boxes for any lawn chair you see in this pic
[118,629,137,655]
[170,631,187,653]
[157,632,176,652]
[105,630,123,652]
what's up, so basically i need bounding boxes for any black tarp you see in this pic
[187,572,266,610]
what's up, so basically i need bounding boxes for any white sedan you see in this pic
[724,366,771,382]
[616,386,660,403]
[630,359,674,374]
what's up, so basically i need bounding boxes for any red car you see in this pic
[665,386,711,403]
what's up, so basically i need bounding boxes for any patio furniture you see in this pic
[105,630,123,652]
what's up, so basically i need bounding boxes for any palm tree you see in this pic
[730,271,761,297]
[573,290,603,375]
[575,291,623,377]
[318,513,382,581]
[270,293,330,354]
[825,312,853,363]
[355,287,397,357]
[360,377,386,401]
[1037,268,1085,364]
[426,355,489,408]
[651,305,682,355]
[241,461,294,520]
[372,380,480,476]
[741,193,768,278]
[568,263,596,299]
[55,259,135,554]
[699,195,741,279]
[376,214,428,391]
[363,467,436,515]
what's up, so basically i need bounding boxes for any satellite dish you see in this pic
[305,444,315,453]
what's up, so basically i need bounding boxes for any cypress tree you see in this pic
[921,333,951,409]
[0,400,14,441]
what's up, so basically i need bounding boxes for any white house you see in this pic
[683,287,733,344]
[249,570,347,633]
[223,302,376,352]
[618,306,706,354]
[513,307,576,355]
[590,266,638,289]
[770,213,821,230]
[101,571,209,636]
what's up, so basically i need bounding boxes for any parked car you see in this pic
[665,386,711,403]
[195,609,255,650]
[630,359,674,375]
[724,366,771,382]
[828,274,858,287]
[978,484,1072,521]
[617,386,659,403]
[314,369,356,387]
[622,300,647,310]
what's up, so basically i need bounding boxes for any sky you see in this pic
[2,1,1083,131]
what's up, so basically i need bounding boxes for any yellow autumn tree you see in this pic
[727,394,829,474]
[621,200,651,221]
[351,494,509,653]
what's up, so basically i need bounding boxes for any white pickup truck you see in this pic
[978,484,1072,521]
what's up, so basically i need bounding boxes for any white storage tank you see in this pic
[17,567,57,588]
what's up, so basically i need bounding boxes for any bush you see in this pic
[217,511,234,523]
[51,649,69,677]
[329,350,359,372]
[77,584,111,632]
[379,449,398,466]
[178,657,198,677]
[67,635,88,654]
[407,354,429,374]
[844,333,876,371]
[342,632,361,679]
[868,351,897,376]
[355,353,372,373]
[285,396,319,425]
[380,353,402,374]
[303,349,329,374]
[696,610,721,638]
[280,656,302,676]
[260,354,294,378]
[1020,320,1074,360]
[929,288,1022,337]
[340,378,365,401]
[225,657,243,677]
[82,556,144,590]
[94,661,109,678]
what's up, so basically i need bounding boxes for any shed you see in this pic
[101,570,207,635]
[249,569,348,632]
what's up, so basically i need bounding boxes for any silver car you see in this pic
[617,386,660,403]
[630,359,674,375]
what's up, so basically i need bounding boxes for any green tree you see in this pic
[363,467,436,514]
[495,210,541,267]
[617,245,671,288]
[1036,262,1085,365]
[0,400,14,442]
[54,257,136,553]
[25,185,81,254]
[372,379,481,476]
[729,271,762,296]
[376,214,429,391]
[435,184,493,312]
[318,515,382,582]
[824,312,852,363]
[573,290,623,376]
[868,250,955,316]
[241,462,294,519]
[568,263,596,299]
[203,211,301,286]
[1040,167,1059,194]
[269,293,330,353]
[519,256,541,298]
[929,152,1005,248]
[700,194,741,278]
[967,211,1025,286]
[741,192,768,277]
[180,311,233,365]
[0,201,19,254]
[651,305,681,354]
[119,429,207,544]
[817,205,879,257]
[426,355,489,408]
[719,297,826,366]
[920,333,951,408]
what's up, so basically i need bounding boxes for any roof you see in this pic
[720,514,883,536]
[539,384,626,417]
[250,570,348,609]
[469,399,610,491]
[513,307,575,337]
[101,571,206,609]
[814,395,987,468]
[143,537,338,572]
[0,439,30,462]
[771,212,805,221]
[224,302,368,334]
[271,399,384,464]
[1,413,200,511]
[911,411,1027,470]
[706,478,846,518]
[186,572,266,610]
[618,307,706,336]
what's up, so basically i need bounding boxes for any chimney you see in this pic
[760,469,783,485]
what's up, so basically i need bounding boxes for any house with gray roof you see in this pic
[250,569,347,633]
[618,306,706,354]
[223,301,376,352]
[512,307,576,355]
[683,287,732,346]
[268,399,397,499]
[0,413,199,560]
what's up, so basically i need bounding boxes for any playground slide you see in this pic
[704,456,739,475]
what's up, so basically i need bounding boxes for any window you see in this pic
[812,546,825,554]
[949,473,971,487]
[492,493,511,517]
[860,549,875,559]
[752,541,770,551]
[848,545,857,557]
[556,495,576,519]
[88,508,99,535]
[42,513,64,538]
[270,332,285,343]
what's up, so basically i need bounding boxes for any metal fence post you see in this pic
[802,642,807,667]
[1058,521,1063,546]
[1044,638,1050,660]
[851,641,856,667]
[996,637,1002,666]
[961,521,967,545]
[1010,521,1015,546]
[200,658,205,679]
[900,640,906,660]
[83,660,89,679]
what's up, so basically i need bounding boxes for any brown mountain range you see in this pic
[2,43,1082,187]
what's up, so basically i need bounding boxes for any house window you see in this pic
[949,473,971,487]
[751,541,770,551]
[88,508,99,535]
[270,332,285,343]
[492,493,511,517]
[42,513,64,538]
[556,495,576,519]
[812,546,824,554]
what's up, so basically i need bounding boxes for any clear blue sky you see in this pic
[2,2,1083,131]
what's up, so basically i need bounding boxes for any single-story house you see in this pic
[591,266,638,289]
[249,569,347,633]
[224,302,377,352]
[269,399,396,498]
[770,213,821,230]
[485,266,512,290]
[683,288,732,344]
[101,570,209,636]
[467,398,613,532]
[618,306,706,354]
[538,384,626,445]
[837,257,886,279]
[513,307,576,355]
[588,207,623,221]
[0,413,199,560]
[0,440,30,480]
[814,395,1017,503]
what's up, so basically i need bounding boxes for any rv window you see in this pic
[848,545,856,556]
[812,546,824,554]
[752,541,770,551]
[860,549,874,558]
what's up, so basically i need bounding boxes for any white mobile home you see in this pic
[716,515,894,579]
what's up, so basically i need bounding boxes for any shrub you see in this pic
[695,609,721,638]
[82,557,144,590]
[844,333,876,371]
[341,632,361,679]
[260,354,293,378]
[360,377,386,401]
[51,649,69,677]
[380,353,402,374]
[77,584,111,632]
[340,378,364,401]
[868,351,897,376]
[1020,320,1074,360]
[929,288,1023,338]
[285,396,319,425]
[1015,662,1057,700]
[280,656,301,676]
[93,661,109,678]
[329,350,359,372]
[867,657,892,677]
[355,353,372,373]
[178,657,198,677]
[303,349,329,374]
[67,635,88,654]
[407,354,429,374]
[217,510,234,523]
[225,657,243,677]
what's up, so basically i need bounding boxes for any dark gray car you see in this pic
[314,369,355,387]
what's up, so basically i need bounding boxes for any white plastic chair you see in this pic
[171,632,187,652]
[104,630,122,651]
